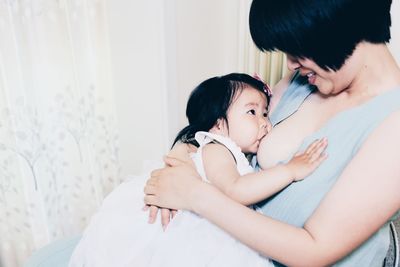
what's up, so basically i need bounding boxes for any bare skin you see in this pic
[146,87,328,225]
[145,42,400,266]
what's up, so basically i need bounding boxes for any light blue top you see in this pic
[256,72,400,266]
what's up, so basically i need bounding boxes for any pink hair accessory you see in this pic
[253,73,272,97]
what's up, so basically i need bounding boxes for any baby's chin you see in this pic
[240,141,260,155]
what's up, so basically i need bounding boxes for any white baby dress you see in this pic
[69,131,273,267]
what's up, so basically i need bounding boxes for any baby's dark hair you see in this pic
[172,73,270,147]
[249,0,392,70]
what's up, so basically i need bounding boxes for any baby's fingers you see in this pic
[311,152,328,167]
[304,138,323,154]
[307,138,328,162]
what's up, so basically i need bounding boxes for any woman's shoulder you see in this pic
[272,71,295,94]
[268,71,295,113]
[269,71,311,114]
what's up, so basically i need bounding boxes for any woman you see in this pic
[144,0,400,266]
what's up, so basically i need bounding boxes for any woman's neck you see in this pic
[346,42,400,97]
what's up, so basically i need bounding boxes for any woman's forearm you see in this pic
[191,182,332,267]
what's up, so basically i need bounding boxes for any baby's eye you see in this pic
[263,112,268,117]
[247,109,256,115]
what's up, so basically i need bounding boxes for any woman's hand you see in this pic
[144,142,197,227]
[144,156,203,211]
[142,205,177,229]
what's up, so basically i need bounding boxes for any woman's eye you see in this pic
[247,109,256,115]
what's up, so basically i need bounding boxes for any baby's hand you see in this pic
[286,138,328,181]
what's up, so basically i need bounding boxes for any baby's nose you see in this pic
[260,119,272,134]
[265,120,272,133]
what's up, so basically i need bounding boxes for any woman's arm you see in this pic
[146,143,197,226]
[145,111,400,266]
[168,142,197,163]
[204,139,327,206]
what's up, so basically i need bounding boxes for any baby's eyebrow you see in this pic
[245,102,259,107]
[245,102,268,110]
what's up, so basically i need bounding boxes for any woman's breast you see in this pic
[257,101,324,169]
[257,120,305,169]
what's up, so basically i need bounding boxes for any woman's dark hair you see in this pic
[172,73,270,147]
[249,0,392,70]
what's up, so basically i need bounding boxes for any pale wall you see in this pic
[106,0,170,175]
[173,0,242,135]
[106,0,244,176]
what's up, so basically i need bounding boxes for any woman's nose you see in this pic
[286,54,301,71]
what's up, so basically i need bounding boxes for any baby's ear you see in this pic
[209,118,225,135]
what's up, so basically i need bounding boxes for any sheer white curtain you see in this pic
[0,1,121,266]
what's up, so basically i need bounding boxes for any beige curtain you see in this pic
[237,0,288,86]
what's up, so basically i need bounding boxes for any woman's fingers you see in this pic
[161,208,171,230]
[171,209,178,219]
[144,194,158,206]
[144,183,157,195]
[148,205,159,223]
[150,167,164,178]
[143,158,202,211]
[164,155,186,167]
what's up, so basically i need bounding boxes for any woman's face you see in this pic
[286,54,359,95]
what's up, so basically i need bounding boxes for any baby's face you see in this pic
[225,86,271,154]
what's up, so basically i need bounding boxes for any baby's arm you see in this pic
[203,139,327,206]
